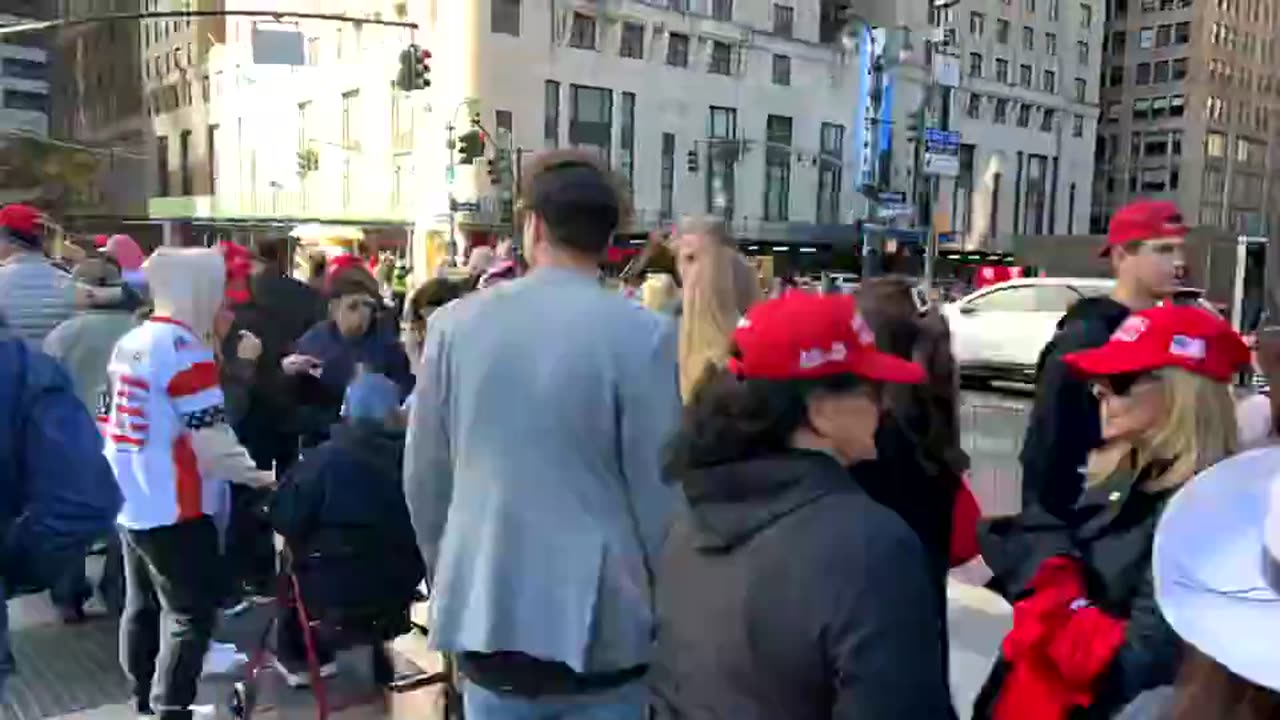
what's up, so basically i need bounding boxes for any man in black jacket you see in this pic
[1020,200,1185,520]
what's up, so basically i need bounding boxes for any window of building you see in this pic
[668,0,687,10]
[620,21,644,58]
[3,88,46,114]
[491,0,520,36]
[1111,31,1126,55]
[764,114,792,221]
[620,92,635,188]
[1174,21,1190,44]
[667,33,689,67]
[1171,58,1187,81]
[712,0,733,21]
[568,12,596,49]
[1074,77,1086,101]
[1151,96,1169,118]
[1017,104,1032,126]
[1077,40,1088,64]
[1205,131,1226,157]
[996,58,1010,82]
[1153,60,1170,83]
[1049,0,1060,19]
[967,93,982,118]
[971,11,985,36]
[1080,3,1092,27]
[710,41,733,75]
[707,106,738,218]
[570,85,612,162]
[969,52,983,77]
[1024,154,1047,234]
[179,129,192,196]
[772,54,791,85]
[1041,109,1055,131]
[1023,26,1034,50]
[817,122,844,224]
[660,132,675,221]
[1073,114,1084,136]
[995,98,1009,123]
[1046,32,1058,55]
[495,109,513,134]
[1109,65,1124,86]
[341,90,358,146]
[997,19,1010,44]
[207,125,218,194]
[1170,94,1185,117]
[1139,27,1154,48]
[1134,97,1151,119]
[1,57,44,82]
[1020,64,1032,88]
[393,85,414,150]
[1136,62,1151,84]
[1044,69,1056,92]
[156,135,169,196]
[1156,23,1171,47]
[772,4,794,37]
[544,80,560,148]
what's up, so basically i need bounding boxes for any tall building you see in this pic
[1094,0,1279,235]
[874,0,1102,247]
[0,0,53,205]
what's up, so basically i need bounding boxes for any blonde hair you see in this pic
[1087,368,1238,492]
[641,273,677,312]
[677,219,762,401]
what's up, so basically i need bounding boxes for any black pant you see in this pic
[120,517,220,719]
[277,594,336,668]
[225,485,276,597]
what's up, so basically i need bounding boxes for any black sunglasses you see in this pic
[1093,370,1157,397]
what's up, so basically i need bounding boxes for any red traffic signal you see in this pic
[417,48,432,88]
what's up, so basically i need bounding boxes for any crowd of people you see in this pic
[0,150,1276,720]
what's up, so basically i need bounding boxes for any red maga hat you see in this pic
[1101,199,1187,256]
[1064,304,1249,382]
[726,291,926,384]
[0,204,42,242]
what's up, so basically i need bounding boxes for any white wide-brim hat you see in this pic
[1154,446,1280,691]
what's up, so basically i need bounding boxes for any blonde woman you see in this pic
[975,304,1249,720]
[673,217,761,400]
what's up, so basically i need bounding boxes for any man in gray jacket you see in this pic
[405,150,680,719]
[0,204,76,348]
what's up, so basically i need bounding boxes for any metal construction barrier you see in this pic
[960,400,1030,517]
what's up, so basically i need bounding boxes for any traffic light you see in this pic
[686,149,699,173]
[456,129,485,165]
[395,44,431,91]
[487,148,511,187]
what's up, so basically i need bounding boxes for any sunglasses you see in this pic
[340,297,378,312]
[1090,370,1158,398]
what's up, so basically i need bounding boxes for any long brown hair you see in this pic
[857,276,968,478]
[1172,646,1280,720]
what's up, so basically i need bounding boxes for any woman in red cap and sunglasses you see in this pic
[651,291,955,719]
[974,303,1248,720]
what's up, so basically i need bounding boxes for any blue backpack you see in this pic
[0,337,120,594]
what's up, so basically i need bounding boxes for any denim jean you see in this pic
[462,679,648,720]
[0,579,11,704]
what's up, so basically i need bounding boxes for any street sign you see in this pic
[877,190,907,204]
[923,154,960,177]
[449,199,479,213]
[924,128,961,177]
[933,53,961,87]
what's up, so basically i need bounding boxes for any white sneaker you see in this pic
[202,641,248,677]
[272,657,339,688]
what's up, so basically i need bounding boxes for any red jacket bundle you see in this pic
[994,556,1128,720]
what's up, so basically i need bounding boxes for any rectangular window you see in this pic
[1136,62,1151,84]
[1074,77,1086,101]
[1134,97,1151,119]
[495,109,513,134]
[341,90,358,146]
[544,80,560,149]
[1080,3,1091,27]
[996,58,1010,83]
[1170,94,1185,117]
[1049,0,1060,19]
[297,101,310,151]
[156,135,169,196]
[712,0,733,20]
[660,132,675,221]
[708,106,738,218]
[491,0,520,36]
[709,41,732,75]
[1077,40,1088,64]
[1139,27,1154,48]
[970,12,985,36]
[817,122,844,224]
[1174,21,1190,44]
[1024,154,1047,234]
[1111,31,1126,55]
[1205,131,1226,157]
[1025,0,1036,12]
[1017,104,1031,127]
[1156,24,1171,47]
[1109,65,1124,86]
[179,129,192,195]
[1020,64,1032,88]
[772,54,791,85]
[1171,58,1187,80]
[764,114,792,221]
[1043,69,1056,92]
[997,19,1010,43]
[570,85,612,162]
[1072,115,1084,137]
[3,89,47,114]
[1,57,45,81]
[207,125,218,193]
[620,92,635,188]
[667,33,689,67]
[620,21,644,58]
[1023,26,1034,50]
[1046,32,1057,55]
[995,98,1009,123]
[1153,60,1170,83]
[568,12,596,49]
[967,93,982,118]
[969,53,983,77]
[1041,109,1055,131]
[772,4,794,37]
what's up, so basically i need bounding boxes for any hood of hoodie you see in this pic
[676,450,853,552]
[144,247,225,344]
[105,234,146,271]
[1055,295,1130,333]
[329,421,405,478]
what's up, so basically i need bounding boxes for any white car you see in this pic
[944,277,1116,380]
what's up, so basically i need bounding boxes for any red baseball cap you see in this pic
[1064,304,1249,382]
[1101,199,1187,256]
[0,203,42,242]
[726,292,926,384]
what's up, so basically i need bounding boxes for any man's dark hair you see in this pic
[255,236,289,269]
[409,278,461,322]
[518,150,630,256]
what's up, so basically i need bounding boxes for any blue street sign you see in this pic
[877,190,907,204]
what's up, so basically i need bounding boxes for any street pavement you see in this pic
[3,389,1031,720]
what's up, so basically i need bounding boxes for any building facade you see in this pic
[872,0,1102,248]
[1094,0,1280,235]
